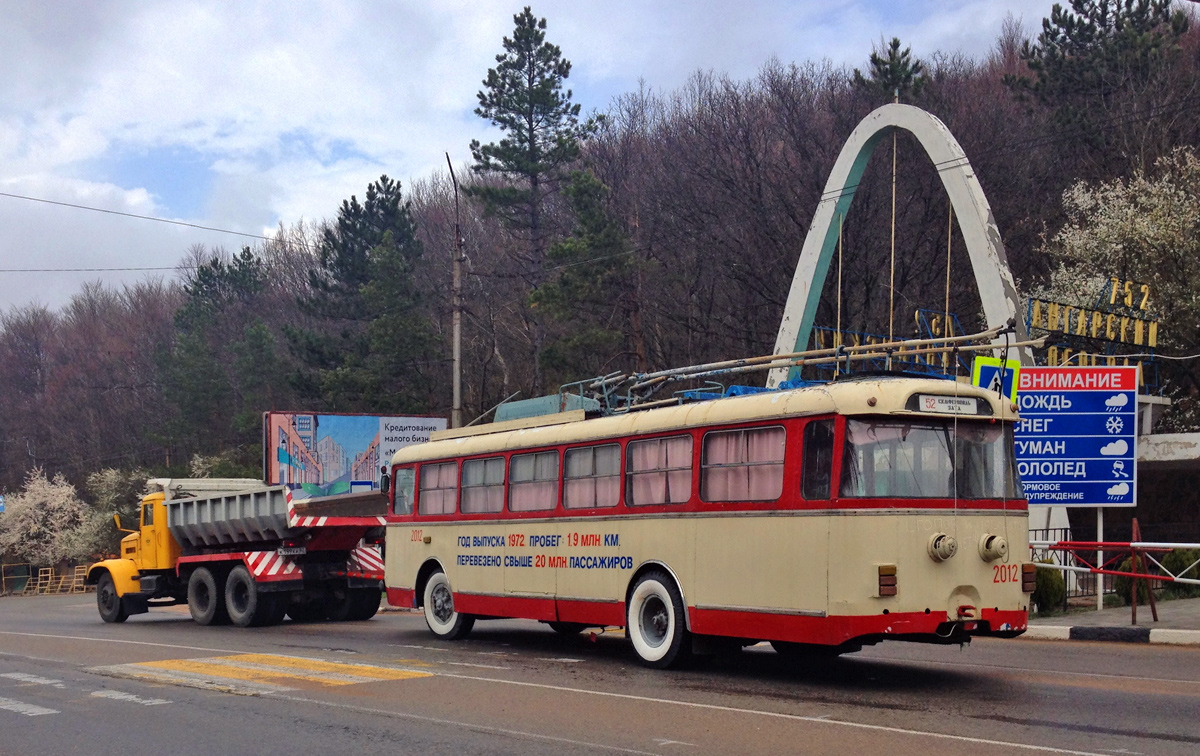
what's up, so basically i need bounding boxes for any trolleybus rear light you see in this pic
[878,565,897,597]
[1021,563,1037,593]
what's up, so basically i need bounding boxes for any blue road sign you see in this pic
[1012,366,1137,507]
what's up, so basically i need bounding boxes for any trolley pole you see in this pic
[445,153,464,430]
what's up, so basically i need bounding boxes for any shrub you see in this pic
[1032,561,1066,614]
[1112,556,1155,605]
[1162,548,1200,598]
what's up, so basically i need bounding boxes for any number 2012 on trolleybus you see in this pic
[383,376,1034,668]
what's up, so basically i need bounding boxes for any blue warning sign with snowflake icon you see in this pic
[1012,367,1138,507]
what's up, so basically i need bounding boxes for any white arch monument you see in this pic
[767,103,1029,387]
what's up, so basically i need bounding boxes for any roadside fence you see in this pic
[1,563,92,596]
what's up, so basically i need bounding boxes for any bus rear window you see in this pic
[840,419,1019,499]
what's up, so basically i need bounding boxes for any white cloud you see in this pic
[0,0,1056,311]
[1105,393,1130,409]
[1106,482,1130,497]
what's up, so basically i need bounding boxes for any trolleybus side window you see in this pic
[801,420,835,500]
[627,435,693,506]
[462,456,506,513]
[700,426,785,502]
[563,444,621,509]
[509,451,559,512]
[419,462,457,515]
[393,466,416,515]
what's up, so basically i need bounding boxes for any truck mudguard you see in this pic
[86,559,141,596]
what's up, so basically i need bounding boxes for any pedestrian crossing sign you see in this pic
[971,356,1021,402]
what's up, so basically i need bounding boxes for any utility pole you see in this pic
[445,153,464,429]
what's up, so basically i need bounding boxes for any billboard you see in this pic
[264,412,446,497]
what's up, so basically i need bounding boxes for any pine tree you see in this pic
[467,6,595,275]
[853,38,925,102]
[289,176,435,413]
[530,170,644,383]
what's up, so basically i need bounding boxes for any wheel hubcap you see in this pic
[639,596,669,647]
[431,584,453,622]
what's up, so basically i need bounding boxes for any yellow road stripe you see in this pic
[130,654,432,689]
[222,654,430,680]
[136,658,352,687]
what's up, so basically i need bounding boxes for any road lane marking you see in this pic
[0,672,65,688]
[0,696,58,716]
[538,658,583,663]
[91,690,171,706]
[0,631,243,655]
[423,670,1116,756]
[446,662,510,670]
[89,654,432,694]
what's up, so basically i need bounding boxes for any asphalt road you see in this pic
[1,595,1198,756]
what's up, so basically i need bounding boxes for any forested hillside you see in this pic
[2,2,1199,561]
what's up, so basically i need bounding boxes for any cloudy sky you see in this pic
[0,0,1052,312]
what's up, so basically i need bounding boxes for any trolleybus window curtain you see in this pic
[462,456,506,513]
[700,426,785,502]
[509,451,559,511]
[419,462,458,515]
[627,435,693,506]
[563,444,620,509]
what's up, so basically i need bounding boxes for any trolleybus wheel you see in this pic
[96,573,128,624]
[188,567,229,626]
[423,571,474,639]
[627,571,691,669]
[225,565,271,627]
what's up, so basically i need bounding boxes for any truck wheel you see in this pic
[188,567,229,626]
[225,565,271,627]
[325,589,357,622]
[96,573,128,624]
[348,589,382,621]
[423,571,474,639]
[627,571,691,669]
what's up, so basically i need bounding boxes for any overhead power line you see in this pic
[0,190,273,241]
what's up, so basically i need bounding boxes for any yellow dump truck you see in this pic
[86,478,386,627]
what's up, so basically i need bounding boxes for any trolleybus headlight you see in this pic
[1021,563,1037,593]
[927,533,958,562]
[978,533,1008,562]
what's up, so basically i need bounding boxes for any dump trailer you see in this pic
[85,479,386,627]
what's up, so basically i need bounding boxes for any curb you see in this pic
[1022,625,1200,645]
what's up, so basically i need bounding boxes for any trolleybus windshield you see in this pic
[840,419,1020,500]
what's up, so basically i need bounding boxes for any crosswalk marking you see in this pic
[0,696,58,716]
[0,672,64,687]
[90,653,432,695]
[91,690,171,706]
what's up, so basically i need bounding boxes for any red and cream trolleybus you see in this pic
[383,375,1034,668]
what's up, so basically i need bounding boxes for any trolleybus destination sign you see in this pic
[1009,366,1138,508]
